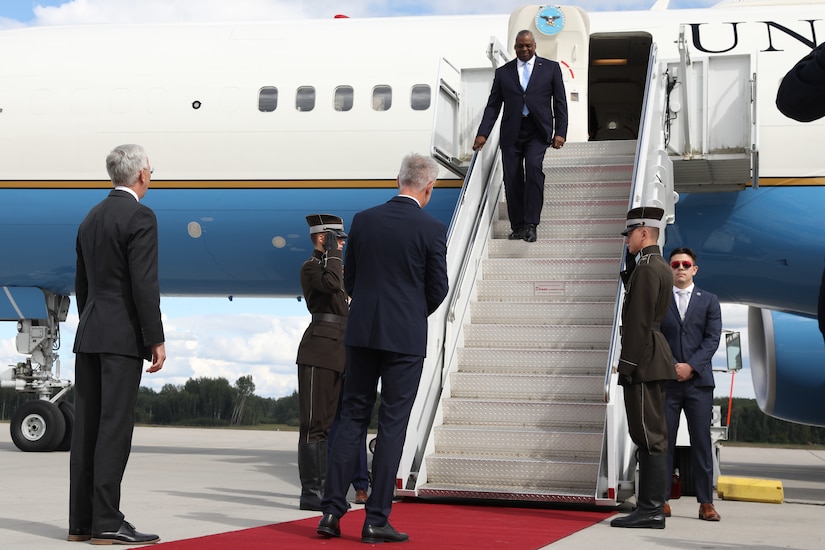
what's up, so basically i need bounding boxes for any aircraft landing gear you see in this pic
[1,290,73,452]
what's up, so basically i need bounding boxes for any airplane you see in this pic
[1,0,824,505]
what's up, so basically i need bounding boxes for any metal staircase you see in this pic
[416,140,636,503]
[400,20,681,505]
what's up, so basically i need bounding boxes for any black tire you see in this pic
[55,401,75,452]
[10,400,67,452]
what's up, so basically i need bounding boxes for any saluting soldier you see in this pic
[611,206,677,530]
[296,213,348,511]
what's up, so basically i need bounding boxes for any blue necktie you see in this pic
[521,62,531,116]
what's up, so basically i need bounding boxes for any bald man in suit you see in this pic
[473,29,568,243]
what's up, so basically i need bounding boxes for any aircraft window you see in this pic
[372,85,392,111]
[411,85,431,111]
[334,86,354,112]
[296,86,316,112]
[259,87,278,112]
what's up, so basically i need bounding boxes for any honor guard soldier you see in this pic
[611,206,677,529]
[295,213,348,511]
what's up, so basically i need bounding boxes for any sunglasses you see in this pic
[670,260,694,269]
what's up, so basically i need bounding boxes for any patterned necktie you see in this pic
[521,61,531,116]
[677,290,689,320]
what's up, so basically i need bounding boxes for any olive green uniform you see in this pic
[295,246,348,510]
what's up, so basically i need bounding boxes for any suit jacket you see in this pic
[296,248,348,372]
[776,42,825,122]
[618,245,677,383]
[660,285,722,388]
[73,189,164,361]
[476,55,568,145]
[343,196,448,357]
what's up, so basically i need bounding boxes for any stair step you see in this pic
[500,200,627,220]
[442,399,606,428]
[450,372,603,402]
[542,164,633,183]
[481,258,620,280]
[457,348,609,375]
[469,301,613,325]
[416,483,595,503]
[492,218,625,239]
[433,426,602,459]
[475,279,618,301]
[541,199,628,219]
[487,237,624,259]
[545,181,632,200]
[463,324,611,349]
[549,140,637,158]
[425,455,599,489]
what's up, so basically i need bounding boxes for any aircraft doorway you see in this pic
[588,32,652,141]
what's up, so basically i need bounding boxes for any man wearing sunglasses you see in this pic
[660,247,722,522]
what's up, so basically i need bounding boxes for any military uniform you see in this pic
[618,243,677,454]
[612,206,676,530]
[296,214,348,511]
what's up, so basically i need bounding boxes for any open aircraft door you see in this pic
[431,45,505,177]
[667,27,758,192]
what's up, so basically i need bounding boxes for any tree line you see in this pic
[1,381,824,445]
[0,375,379,429]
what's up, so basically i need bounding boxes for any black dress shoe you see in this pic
[67,527,91,542]
[317,514,341,538]
[508,227,526,240]
[362,522,409,543]
[91,521,159,545]
[523,224,537,242]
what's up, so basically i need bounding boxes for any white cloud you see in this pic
[0,1,720,29]
[1,299,308,399]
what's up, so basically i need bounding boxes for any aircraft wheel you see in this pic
[10,400,67,452]
[55,401,75,452]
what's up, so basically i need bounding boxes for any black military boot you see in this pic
[611,451,667,529]
[298,441,323,511]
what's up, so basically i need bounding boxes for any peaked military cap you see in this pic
[306,213,347,238]
[621,206,665,236]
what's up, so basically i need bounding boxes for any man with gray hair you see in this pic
[70,144,166,545]
[318,153,448,543]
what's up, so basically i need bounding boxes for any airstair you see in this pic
[397,4,754,505]
[417,140,634,503]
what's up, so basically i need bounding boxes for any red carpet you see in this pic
[151,500,614,549]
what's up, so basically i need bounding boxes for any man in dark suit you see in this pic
[318,153,448,544]
[70,144,166,545]
[611,206,676,530]
[660,247,722,522]
[295,213,349,511]
[473,29,568,243]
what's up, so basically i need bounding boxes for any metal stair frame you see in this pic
[398,41,677,507]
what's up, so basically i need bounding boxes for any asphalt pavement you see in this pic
[1,425,822,549]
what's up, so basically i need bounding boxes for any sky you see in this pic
[0,0,750,402]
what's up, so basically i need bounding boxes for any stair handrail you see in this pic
[604,42,675,403]
[598,41,678,504]
[396,122,503,492]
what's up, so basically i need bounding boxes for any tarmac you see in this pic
[1,424,823,549]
